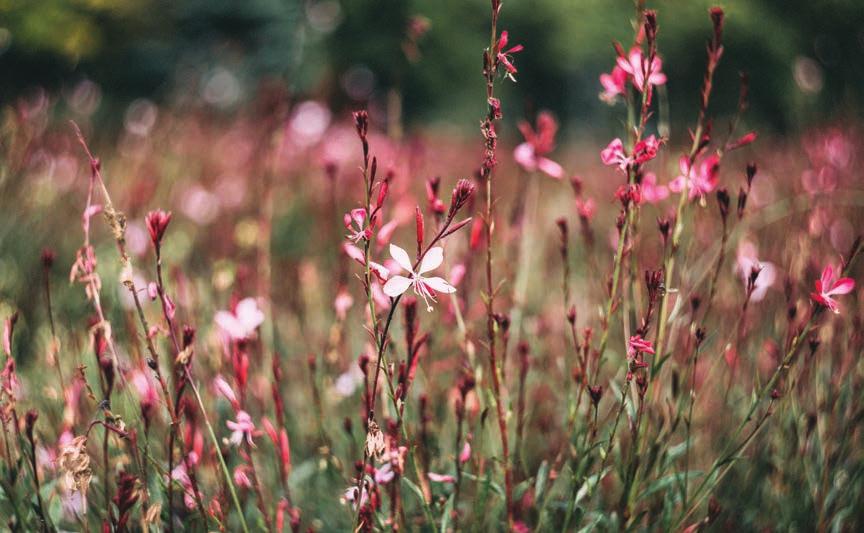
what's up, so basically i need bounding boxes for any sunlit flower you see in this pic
[215,298,265,341]
[810,264,855,314]
[382,244,456,311]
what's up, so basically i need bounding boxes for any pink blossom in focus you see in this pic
[669,154,720,201]
[617,47,667,91]
[810,264,855,314]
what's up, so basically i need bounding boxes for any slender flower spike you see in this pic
[514,111,564,179]
[810,264,855,314]
[382,244,455,311]
[344,208,372,243]
[227,410,256,447]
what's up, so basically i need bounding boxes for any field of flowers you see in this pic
[1,1,862,532]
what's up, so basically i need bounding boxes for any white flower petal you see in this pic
[423,276,456,294]
[383,275,412,297]
[389,244,414,273]
[418,247,444,274]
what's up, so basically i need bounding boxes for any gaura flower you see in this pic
[227,410,256,447]
[810,264,855,314]
[601,136,661,172]
[215,298,265,341]
[617,47,667,91]
[627,335,655,359]
[736,242,776,302]
[496,31,524,79]
[513,111,563,179]
[669,154,720,201]
[600,65,627,103]
[382,244,456,311]
[344,208,372,243]
[640,172,669,203]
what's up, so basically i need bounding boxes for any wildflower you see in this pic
[215,298,265,341]
[640,172,669,203]
[213,374,239,409]
[145,209,172,248]
[227,410,256,447]
[233,465,252,488]
[627,335,655,359]
[342,485,368,510]
[495,31,524,79]
[617,47,667,91]
[374,462,394,485]
[632,135,662,165]
[334,287,354,320]
[513,111,563,179]
[600,138,630,171]
[382,244,456,311]
[669,154,721,201]
[810,264,855,314]
[599,65,627,103]
[344,208,372,243]
[459,440,472,464]
[736,242,776,302]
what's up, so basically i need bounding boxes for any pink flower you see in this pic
[627,335,655,359]
[215,298,265,341]
[599,66,627,103]
[344,208,372,243]
[334,288,354,320]
[810,264,855,314]
[145,209,172,248]
[576,197,596,221]
[513,112,563,179]
[669,154,720,201]
[227,410,256,447]
[382,244,456,311]
[374,462,394,485]
[600,138,630,172]
[640,172,669,203]
[459,440,471,464]
[736,242,776,302]
[213,375,239,409]
[496,31,524,79]
[617,47,667,91]
[632,135,662,165]
[342,243,390,282]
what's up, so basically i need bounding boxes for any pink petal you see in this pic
[537,157,564,179]
[513,143,536,171]
[826,277,855,296]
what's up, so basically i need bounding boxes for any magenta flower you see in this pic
[215,298,265,341]
[617,47,667,91]
[427,472,456,483]
[640,172,669,203]
[669,154,720,200]
[601,138,630,172]
[344,208,372,243]
[145,209,172,248]
[599,65,627,103]
[382,244,455,311]
[810,264,855,314]
[227,410,256,447]
[513,111,563,179]
[627,335,655,359]
[496,31,524,79]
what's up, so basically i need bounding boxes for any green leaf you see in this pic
[535,460,550,502]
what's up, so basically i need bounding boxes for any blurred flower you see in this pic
[382,244,456,311]
[736,242,776,302]
[233,465,252,488]
[670,154,720,201]
[599,66,627,103]
[640,172,669,203]
[227,410,256,447]
[215,298,264,341]
[514,112,563,179]
[810,264,855,314]
[427,472,456,483]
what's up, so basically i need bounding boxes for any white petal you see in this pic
[418,247,444,274]
[215,311,244,340]
[423,276,456,294]
[236,298,264,331]
[389,244,413,273]
[382,275,412,297]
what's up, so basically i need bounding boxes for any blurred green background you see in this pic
[2,0,863,137]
